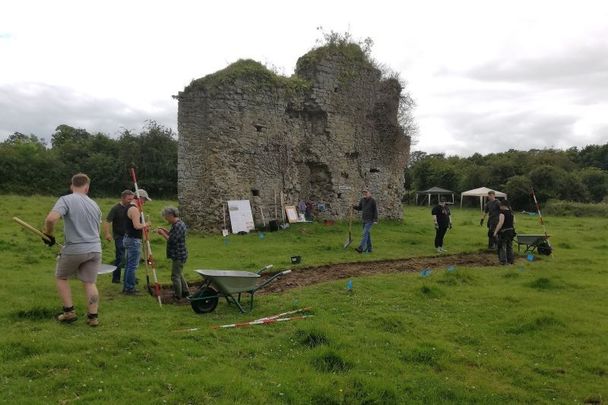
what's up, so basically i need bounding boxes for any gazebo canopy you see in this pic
[417,186,454,194]
[415,186,455,206]
[460,187,507,209]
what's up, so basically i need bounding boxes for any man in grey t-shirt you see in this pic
[43,173,102,326]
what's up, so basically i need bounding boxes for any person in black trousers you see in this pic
[103,190,134,283]
[481,190,501,249]
[493,200,516,264]
[432,198,452,253]
[353,189,378,253]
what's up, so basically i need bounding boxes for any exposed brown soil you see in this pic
[159,252,505,304]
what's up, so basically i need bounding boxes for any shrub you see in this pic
[543,200,608,217]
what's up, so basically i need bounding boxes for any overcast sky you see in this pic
[1,0,607,156]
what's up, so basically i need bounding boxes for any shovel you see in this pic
[343,206,353,249]
[13,216,117,274]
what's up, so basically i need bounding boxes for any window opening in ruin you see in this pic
[337,193,342,199]
[254,124,264,132]
[341,172,349,178]
[334,87,339,93]
[370,168,380,173]
[251,189,260,197]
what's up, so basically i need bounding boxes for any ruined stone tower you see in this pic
[177,43,411,232]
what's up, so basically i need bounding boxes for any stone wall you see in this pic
[177,44,411,232]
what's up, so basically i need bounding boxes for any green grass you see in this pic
[0,195,607,403]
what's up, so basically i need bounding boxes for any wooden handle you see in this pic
[13,217,50,241]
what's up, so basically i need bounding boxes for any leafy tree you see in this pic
[504,175,534,210]
[577,167,608,202]
[117,121,177,198]
[0,132,63,194]
[577,144,608,170]
[528,165,568,202]
[558,172,589,202]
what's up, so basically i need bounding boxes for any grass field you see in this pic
[0,195,607,404]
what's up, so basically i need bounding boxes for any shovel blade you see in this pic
[98,264,117,274]
[343,234,353,249]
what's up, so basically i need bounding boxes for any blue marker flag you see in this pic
[527,253,534,261]
[346,279,353,291]
[420,268,432,277]
[447,265,456,272]
[258,232,265,240]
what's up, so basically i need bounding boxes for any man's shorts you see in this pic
[55,252,101,283]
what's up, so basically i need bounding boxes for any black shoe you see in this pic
[112,279,121,284]
[355,248,362,254]
[122,289,140,296]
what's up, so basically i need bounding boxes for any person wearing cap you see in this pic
[103,190,135,284]
[432,197,452,253]
[352,189,378,253]
[122,189,151,295]
[480,190,501,249]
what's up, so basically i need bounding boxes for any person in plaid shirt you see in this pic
[156,207,189,300]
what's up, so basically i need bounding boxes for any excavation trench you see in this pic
[159,252,510,304]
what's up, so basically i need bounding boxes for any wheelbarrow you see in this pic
[516,234,552,255]
[188,265,291,314]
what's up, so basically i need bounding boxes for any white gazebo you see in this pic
[460,187,507,210]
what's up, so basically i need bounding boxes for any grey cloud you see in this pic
[0,83,176,141]
[419,41,608,156]
[420,109,587,156]
[457,44,608,103]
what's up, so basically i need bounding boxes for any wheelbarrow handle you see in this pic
[257,264,274,274]
[255,269,292,290]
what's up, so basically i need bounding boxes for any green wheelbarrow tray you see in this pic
[516,234,552,255]
[188,265,292,314]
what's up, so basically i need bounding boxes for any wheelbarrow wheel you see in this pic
[190,287,219,314]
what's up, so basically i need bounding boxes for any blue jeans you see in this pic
[123,236,142,291]
[358,222,374,252]
[112,237,126,282]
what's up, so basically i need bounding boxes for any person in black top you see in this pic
[103,190,134,283]
[432,197,452,253]
[481,190,501,249]
[123,189,151,294]
[353,189,378,253]
[493,200,516,265]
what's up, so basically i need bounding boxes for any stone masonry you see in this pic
[177,44,411,232]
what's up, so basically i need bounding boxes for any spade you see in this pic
[343,206,353,249]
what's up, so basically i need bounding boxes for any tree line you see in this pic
[0,121,177,198]
[2,121,607,210]
[405,145,608,209]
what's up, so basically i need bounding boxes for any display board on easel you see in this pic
[227,200,255,233]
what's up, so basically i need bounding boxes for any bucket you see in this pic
[290,255,301,264]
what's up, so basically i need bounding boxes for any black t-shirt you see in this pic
[501,210,514,230]
[432,204,451,227]
[125,203,143,239]
[485,199,501,219]
[106,203,129,239]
